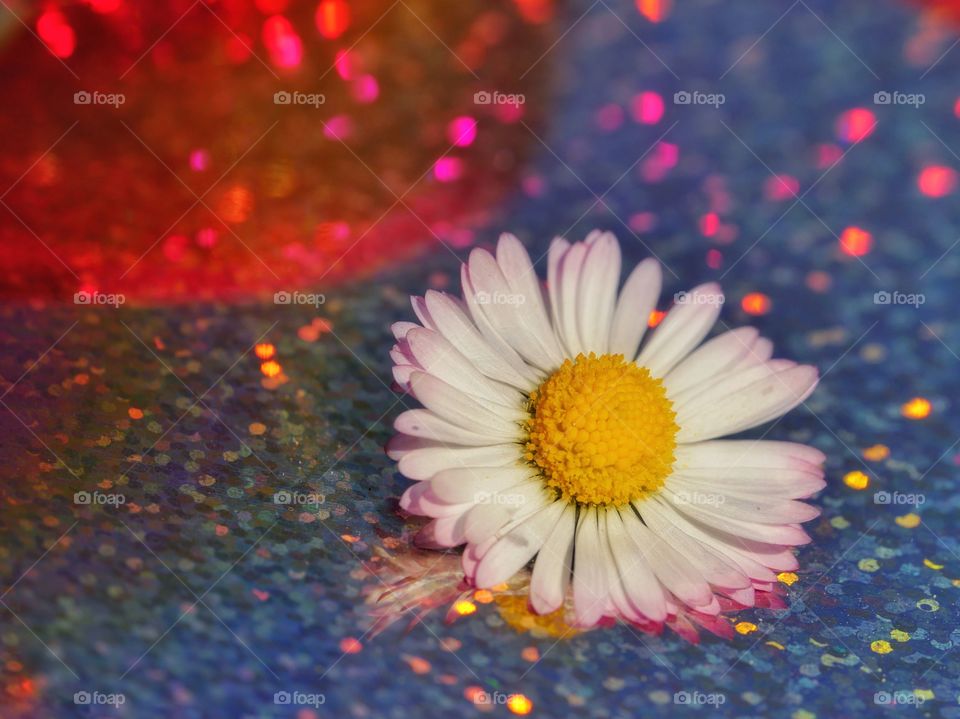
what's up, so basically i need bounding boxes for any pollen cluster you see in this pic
[524,353,678,507]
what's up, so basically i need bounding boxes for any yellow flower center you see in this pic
[524,353,678,507]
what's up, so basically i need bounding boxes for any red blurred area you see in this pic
[0,0,555,303]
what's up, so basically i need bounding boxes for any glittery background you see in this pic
[3,1,960,717]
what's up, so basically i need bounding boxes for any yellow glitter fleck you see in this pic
[494,595,578,638]
[915,689,935,701]
[901,397,931,419]
[507,694,533,715]
[863,444,889,461]
[923,558,943,570]
[735,621,758,635]
[830,516,850,529]
[453,600,477,616]
[871,640,893,654]
[766,641,785,650]
[916,598,939,612]
[890,629,910,642]
[858,558,880,572]
[895,513,921,528]
[524,353,678,507]
[792,710,816,719]
[843,470,870,490]
[777,572,799,586]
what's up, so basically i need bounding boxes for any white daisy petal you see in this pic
[416,515,468,548]
[576,232,621,353]
[475,500,566,588]
[608,258,661,360]
[397,443,520,481]
[404,327,523,408]
[461,263,541,381]
[424,290,538,390]
[529,504,576,614]
[662,481,820,524]
[394,409,513,445]
[572,508,609,627]
[496,233,566,365]
[677,365,819,442]
[675,439,825,471]
[428,467,535,505]
[462,483,551,546]
[636,282,724,377]
[399,481,472,518]
[638,500,751,589]
[622,504,714,608]
[467,248,559,371]
[670,359,796,417]
[554,241,589,357]
[648,497,782,582]
[546,237,571,349]
[408,372,523,435]
[605,509,667,621]
[662,327,760,395]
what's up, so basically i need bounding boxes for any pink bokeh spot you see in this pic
[630,92,664,125]
[447,116,478,147]
[434,157,463,182]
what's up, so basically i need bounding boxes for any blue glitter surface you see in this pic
[3,1,960,717]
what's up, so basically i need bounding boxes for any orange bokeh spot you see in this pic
[839,226,872,257]
[507,693,534,715]
[128,408,144,420]
[918,165,957,198]
[901,397,931,419]
[648,309,665,327]
[260,360,282,377]
[741,292,771,316]
[636,0,671,22]
[316,0,350,39]
[835,108,876,143]
[339,637,363,654]
[254,342,276,359]
[513,0,555,23]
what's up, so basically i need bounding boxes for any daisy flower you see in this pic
[387,231,824,629]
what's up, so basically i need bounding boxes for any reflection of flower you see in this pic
[388,231,823,632]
